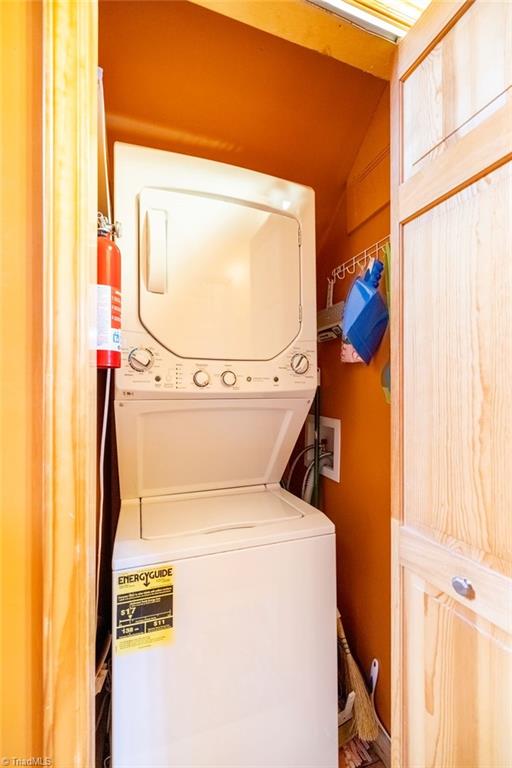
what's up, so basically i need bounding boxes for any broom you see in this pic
[337,611,378,743]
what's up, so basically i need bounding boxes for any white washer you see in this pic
[112,144,338,768]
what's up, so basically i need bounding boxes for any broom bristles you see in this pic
[337,616,379,743]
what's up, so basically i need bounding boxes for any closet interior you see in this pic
[96,1,391,763]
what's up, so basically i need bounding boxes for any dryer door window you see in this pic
[139,187,301,360]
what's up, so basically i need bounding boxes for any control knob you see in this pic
[128,347,154,372]
[193,369,210,388]
[221,371,237,387]
[290,353,310,375]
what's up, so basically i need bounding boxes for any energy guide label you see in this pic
[115,564,174,654]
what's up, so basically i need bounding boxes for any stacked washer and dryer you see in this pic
[112,143,338,767]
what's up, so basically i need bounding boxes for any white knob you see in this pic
[193,369,210,388]
[128,347,154,372]
[291,353,309,375]
[221,371,237,387]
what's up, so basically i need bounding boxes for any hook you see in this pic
[328,236,390,286]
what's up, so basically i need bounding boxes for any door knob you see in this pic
[451,576,475,600]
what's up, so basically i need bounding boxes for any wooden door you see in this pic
[42,1,97,765]
[391,1,512,766]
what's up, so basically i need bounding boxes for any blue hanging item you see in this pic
[342,258,389,365]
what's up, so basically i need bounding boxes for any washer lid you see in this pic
[113,487,334,568]
[115,397,311,499]
[141,487,303,540]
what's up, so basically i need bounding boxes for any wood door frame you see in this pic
[42,1,98,764]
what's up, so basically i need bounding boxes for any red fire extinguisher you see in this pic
[97,213,121,369]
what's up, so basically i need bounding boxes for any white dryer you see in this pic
[112,144,338,768]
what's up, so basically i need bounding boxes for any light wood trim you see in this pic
[390,50,403,768]
[400,527,512,636]
[390,523,403,768]
[397,0,472,79]
[188,0,395,79]
[390,68,402,528]
[42,1,97,764]
[398,97,512,222]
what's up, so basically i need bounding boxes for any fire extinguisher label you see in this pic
[97,284,122,351]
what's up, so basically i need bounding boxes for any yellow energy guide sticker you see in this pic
[115,564,174,654]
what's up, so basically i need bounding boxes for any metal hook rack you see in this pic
[326,235,390,307]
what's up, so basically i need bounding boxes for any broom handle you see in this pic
[337,615,352,656]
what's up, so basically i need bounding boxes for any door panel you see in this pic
[403,163,512,570]
[392,1,512,765]
[402,0,512,180]
[400,528,512,636]
[398,97,512,223]
[403,570,512,768]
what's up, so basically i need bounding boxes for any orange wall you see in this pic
[99,0,386,244]
[317,88,391,731]
[0,0,43,756]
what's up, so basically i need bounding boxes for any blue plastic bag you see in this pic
[342,259,389,365]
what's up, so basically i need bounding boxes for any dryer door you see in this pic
[139,187,301,360]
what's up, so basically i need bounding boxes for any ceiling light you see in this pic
[309,0,408,42]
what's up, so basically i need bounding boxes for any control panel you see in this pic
[116,330,317,399]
